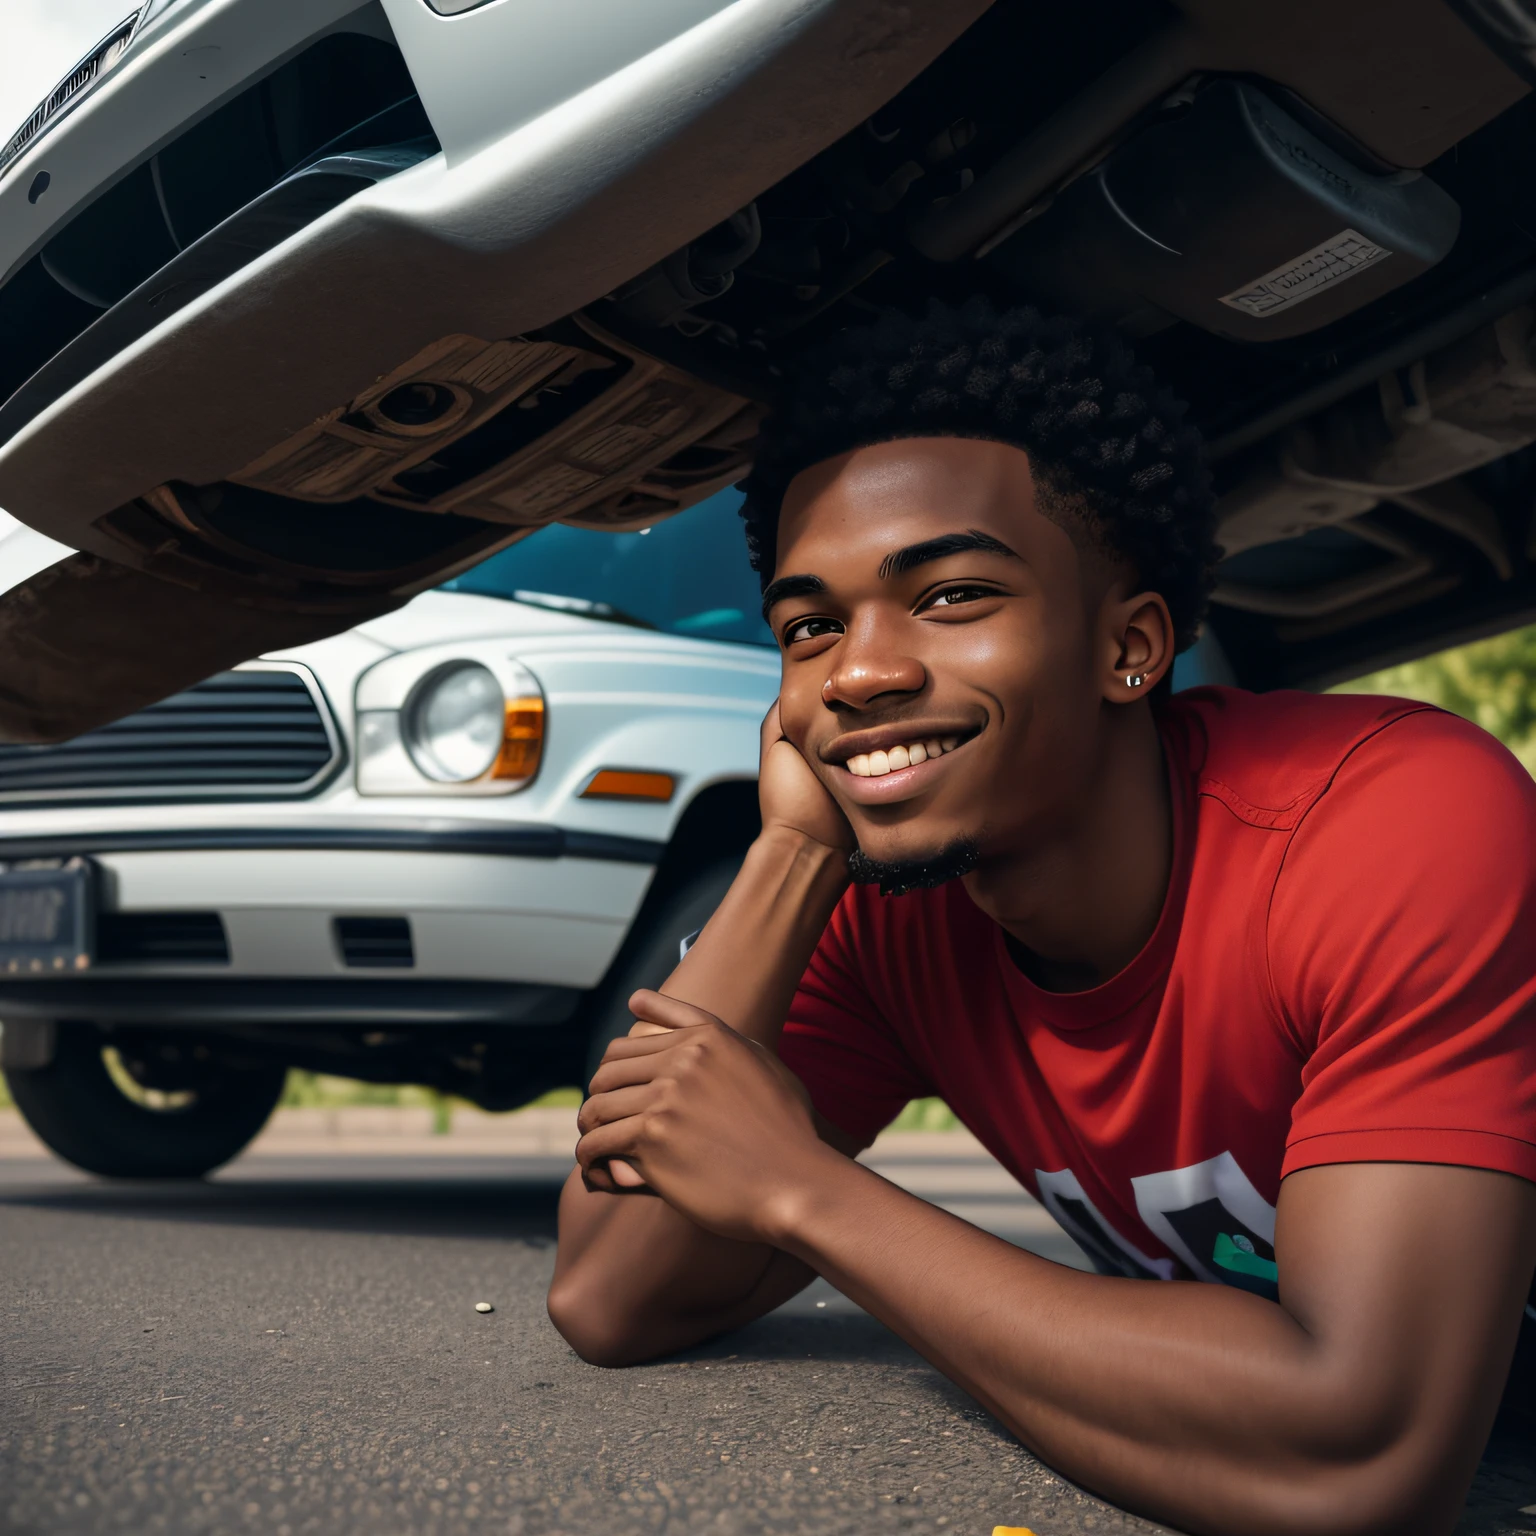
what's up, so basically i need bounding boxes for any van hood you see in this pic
[352,589,619,650]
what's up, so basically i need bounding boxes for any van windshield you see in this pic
[440,488,773,648]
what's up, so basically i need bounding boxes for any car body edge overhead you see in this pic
[1,0,1536,740]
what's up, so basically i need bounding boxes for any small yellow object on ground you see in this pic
[474,1302,494,1313]
[992,1527,1039,1535]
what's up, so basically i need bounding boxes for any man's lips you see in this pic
[824,723,979,773]
[845,734,959,778]
[822,725,980,804]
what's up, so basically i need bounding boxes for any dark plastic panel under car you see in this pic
[164,476,495,577]
[987,80,1463,342]
[0,142,436,448]
[0,32,434,415]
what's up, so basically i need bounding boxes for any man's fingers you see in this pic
[575,1114,648,1175]
[581,1160,619,1195]
[760,697,785,757]
[596,1028,700,1074]
[587,1049,674,1095]
[628,989,720,1031]
[598,1013,724,1071]
[587,1053,660,1095]
[608,1158,649,1189]
[579,1159,657,1197]
[577,1081,657,1132]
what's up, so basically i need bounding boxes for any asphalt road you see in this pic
[3,1142,1534,1536]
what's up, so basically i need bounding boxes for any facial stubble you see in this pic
[846,836,980,899]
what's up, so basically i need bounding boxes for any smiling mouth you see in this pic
[845,734,966,778]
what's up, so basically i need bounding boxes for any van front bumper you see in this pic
[0,819,659,995]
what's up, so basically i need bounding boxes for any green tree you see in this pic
[1334,623,1536,773]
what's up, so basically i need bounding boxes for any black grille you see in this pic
[0,668,338,803]
[335,917,414,969]
[97,912,229,964]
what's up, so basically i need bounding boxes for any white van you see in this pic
[0,491,777,1176]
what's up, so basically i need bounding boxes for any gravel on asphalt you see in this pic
[2,1152,1532,1536]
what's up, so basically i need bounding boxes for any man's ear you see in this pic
[1099,592,1176,704]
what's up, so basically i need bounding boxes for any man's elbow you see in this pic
[1277,1460,1465,1536]
[546,1273,663,1368]
[1243,1426,1470,1536]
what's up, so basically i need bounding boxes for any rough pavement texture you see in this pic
[2,1152,1533,1536]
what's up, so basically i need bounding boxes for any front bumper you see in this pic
[0,820,658,998]
[0,977,580,1028]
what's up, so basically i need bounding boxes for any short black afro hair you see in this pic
[739,297,1217,651]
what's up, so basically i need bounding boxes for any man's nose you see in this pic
[822,614,925,710]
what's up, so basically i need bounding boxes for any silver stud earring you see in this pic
[1126,674,1146,688]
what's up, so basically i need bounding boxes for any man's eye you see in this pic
[783,616,843,645]
[924,585,995,610]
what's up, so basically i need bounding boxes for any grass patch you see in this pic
[276,1074,583,1111]
[0,1070,957,1128]
[276,1074,582,1133]
[890,1097,959,1132]
[1334,622,1536,772]
[528,1087,583,1108]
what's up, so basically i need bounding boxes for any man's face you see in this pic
[767,437,1135,875]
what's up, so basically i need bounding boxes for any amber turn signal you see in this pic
[490,696,545,781]
[580,769,676,802]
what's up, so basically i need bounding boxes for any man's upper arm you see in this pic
[1268,709,1536,1185]
[1274,1160,1536,1524]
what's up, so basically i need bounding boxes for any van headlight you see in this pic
[405,663,504,782]
[357,658,544,795]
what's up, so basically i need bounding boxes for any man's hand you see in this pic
[575,989,837,1242]
[585,709,852,1196]
[758,699,853,854]
[549,742,851,1368]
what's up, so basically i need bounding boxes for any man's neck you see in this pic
[962,702,1174,992]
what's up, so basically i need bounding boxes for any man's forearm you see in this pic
[549,828,849,1362]
[765,1155,1536,1536]
[550,1172,815,1364]
[660,826,849,1044]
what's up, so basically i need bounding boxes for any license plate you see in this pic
[0,858,94,975]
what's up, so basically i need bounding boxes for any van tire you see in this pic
[4,1023,287,1179]
[582,857,743,1086]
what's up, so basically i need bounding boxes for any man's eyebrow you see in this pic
[761,573,825,619]
[877,529,1022,581]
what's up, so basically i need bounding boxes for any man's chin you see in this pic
[847,836,979,898]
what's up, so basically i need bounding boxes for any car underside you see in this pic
[4,0,1536,742]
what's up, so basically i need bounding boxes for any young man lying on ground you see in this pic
[547,300,1536,1536]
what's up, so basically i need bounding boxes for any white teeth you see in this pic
[846,737,963,777]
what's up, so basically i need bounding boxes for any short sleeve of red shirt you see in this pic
[780,893,933,1146]
[1272,707,1536,1183]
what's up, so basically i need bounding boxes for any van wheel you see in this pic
[582,857,743,1085]
[4,1024,286,1179]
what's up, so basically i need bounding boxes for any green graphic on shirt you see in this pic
[1213,1232,1279,1284]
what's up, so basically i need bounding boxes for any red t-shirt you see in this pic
[780,687,1536,1293]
